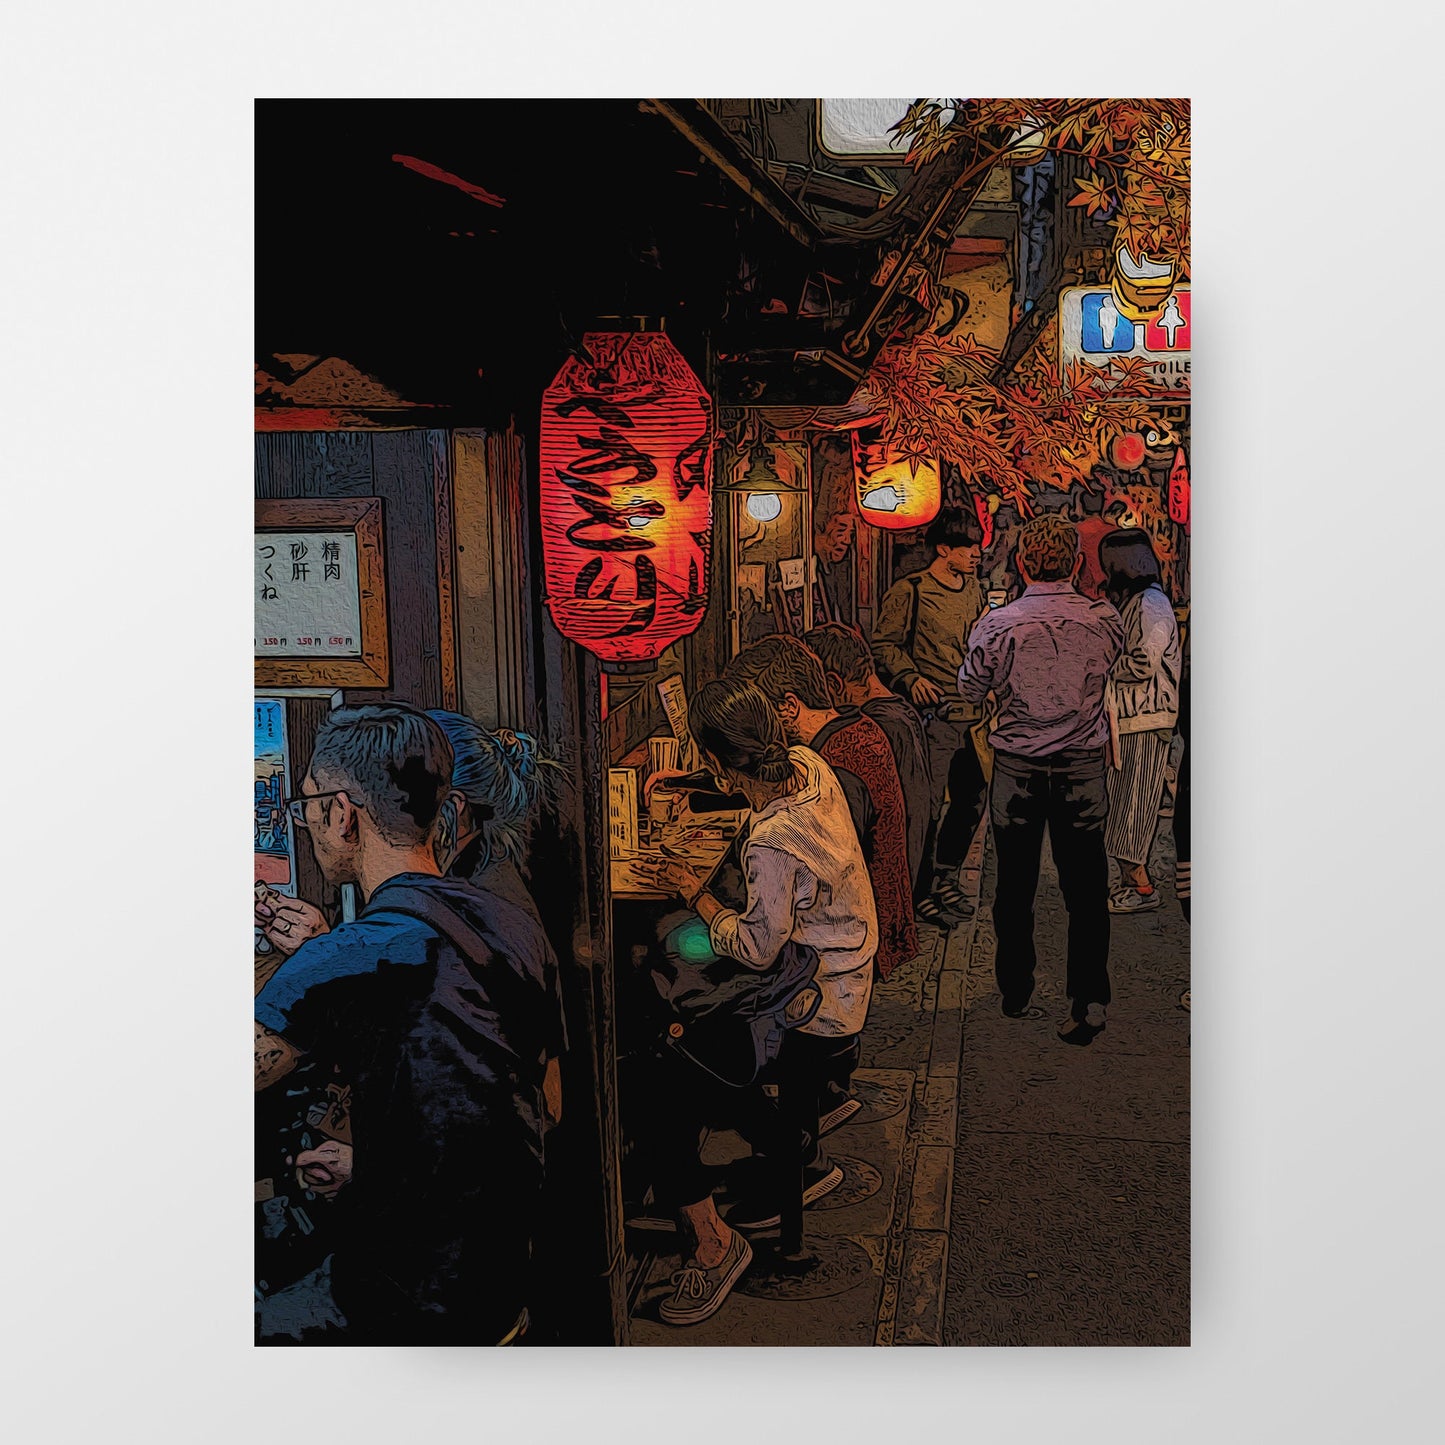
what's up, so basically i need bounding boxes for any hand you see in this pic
[542,1056,563,1129]
[643,768,690,806]
[909,677,945,708]
[255,891,329,956]
[637,856,706,905]
[290,1140,353,1196]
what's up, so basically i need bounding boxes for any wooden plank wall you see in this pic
[452,428,534,730]
[254,429,452,710]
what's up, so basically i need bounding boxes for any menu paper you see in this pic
[656,674,701,772]
[607,768,639,857]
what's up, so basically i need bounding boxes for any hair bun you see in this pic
[755,741,793,782]
[497,729,539,782]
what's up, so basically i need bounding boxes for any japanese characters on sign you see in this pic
[539,332,714,665]
[1059,285,1191,399]
[255,530,364,658]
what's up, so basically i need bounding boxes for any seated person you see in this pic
[804,621,931,903]
[725,634,917,982]
[427,709,566,1129]
[643,680,878,1326]
[253,704,567,1345]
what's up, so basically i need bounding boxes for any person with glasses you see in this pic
[252,704,566,1346]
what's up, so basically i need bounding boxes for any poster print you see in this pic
[253,699,294,894]
[255,97,1189,1346]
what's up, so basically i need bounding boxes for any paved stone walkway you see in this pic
[627,818,1189,1346]
[943,826,1190,1345]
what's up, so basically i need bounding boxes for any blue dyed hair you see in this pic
[426,711,554,868]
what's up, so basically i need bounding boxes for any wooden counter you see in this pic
[609,810,747,899]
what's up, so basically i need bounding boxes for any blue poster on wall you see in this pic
[254,698,295,896]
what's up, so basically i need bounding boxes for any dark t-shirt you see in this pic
[254,871,567,1343]
[861,694,931,894]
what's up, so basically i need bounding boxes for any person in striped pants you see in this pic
[1098,531,1183,913]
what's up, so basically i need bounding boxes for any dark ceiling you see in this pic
[256,99,859,423]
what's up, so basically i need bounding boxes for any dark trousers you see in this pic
[651,1030,857,1252]
[919,711,989,898]
[990,746,1111,1019]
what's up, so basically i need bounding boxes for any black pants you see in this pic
[650,1030,856,1239]
[990,746,1111,1019]
[919,712,989,899]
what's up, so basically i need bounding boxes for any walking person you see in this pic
[871,507,988,925]
[960,515,1123,1046]
[1097,530,1183,913]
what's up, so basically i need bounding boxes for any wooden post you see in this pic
[519,425,631,1347]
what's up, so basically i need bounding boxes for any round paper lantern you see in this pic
[1108,432,1147,472]
[1111,243,1177,323]
[1002,115,1048,165]
[850,422,942,531]
[539,332,713,665]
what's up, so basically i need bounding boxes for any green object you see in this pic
[665,915,718,964]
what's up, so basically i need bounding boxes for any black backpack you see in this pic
[649,913,823,1087]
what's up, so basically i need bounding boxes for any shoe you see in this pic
[727,1162,845,1231]
[915,895,952,927]
[1057,1004,1107,1046]
[818,1096,861,1136]
[1109,887,1162,914]
[658,1228,753,1326]
[933,879,975,921]
[1001,999,1042,1019]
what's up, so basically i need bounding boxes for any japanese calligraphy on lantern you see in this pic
[539,332,713,664]
[255,530,363,657]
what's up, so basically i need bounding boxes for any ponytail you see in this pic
[690,680,793,783]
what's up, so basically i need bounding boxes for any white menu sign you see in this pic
[255,530,363,658]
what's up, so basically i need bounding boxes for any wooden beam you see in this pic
[647,99,819,250]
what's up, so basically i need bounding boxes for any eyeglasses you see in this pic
[284,790,357,828]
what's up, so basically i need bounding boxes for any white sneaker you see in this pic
[658,1229,753,1326]
[819,1096,861,1136]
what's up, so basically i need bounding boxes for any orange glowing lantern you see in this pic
[539,332,713,666]
[849,421,942,531]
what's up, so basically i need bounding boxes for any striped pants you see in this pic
[1106,728,1173,865]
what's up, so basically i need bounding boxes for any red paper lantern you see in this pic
[540,332,713,664]
[971,492,994,551]
[1109,433,1147,471]
[849,421,941,531]
[1168,445,1190,533]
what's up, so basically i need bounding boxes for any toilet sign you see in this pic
[1060,285,1191,398]
[1145,291,1190,350]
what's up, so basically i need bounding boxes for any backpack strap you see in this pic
[903,573,924,661]
[368,883,539,1042]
